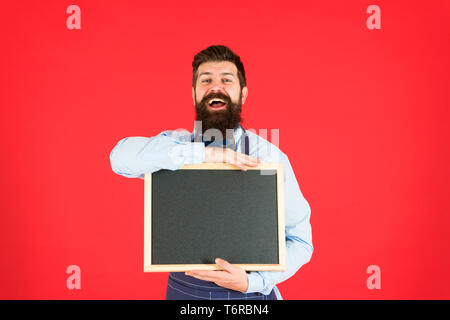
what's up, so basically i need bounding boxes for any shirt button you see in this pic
[257,293,261,296]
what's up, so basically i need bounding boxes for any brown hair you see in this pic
[192,45,247,88]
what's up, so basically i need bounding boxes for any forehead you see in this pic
[197,61,238,76]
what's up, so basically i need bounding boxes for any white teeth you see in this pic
[208,98,225,104]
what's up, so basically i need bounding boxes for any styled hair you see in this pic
[192,45,247,88]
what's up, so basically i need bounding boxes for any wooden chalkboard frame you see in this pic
[144,163,286,272]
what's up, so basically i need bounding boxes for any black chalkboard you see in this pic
[144,163,285,272]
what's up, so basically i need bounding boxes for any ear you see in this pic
[192,87,196,106]
[241,86,248,104]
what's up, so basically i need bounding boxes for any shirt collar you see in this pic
[192,123,244,144]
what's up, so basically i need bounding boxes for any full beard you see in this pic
[195,91,243,140]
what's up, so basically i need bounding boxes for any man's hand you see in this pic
[185,258,249,292]
[204,147,260,170]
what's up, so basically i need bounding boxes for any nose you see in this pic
[208,78,226,92]
[207,82,226,96]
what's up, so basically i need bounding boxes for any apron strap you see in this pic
[242,131,250,156]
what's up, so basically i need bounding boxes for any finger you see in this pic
[226,153,248,171]
[224,150,258,170]
[186,273,217,282]
[238,160,258,168]
[242,160,258,167]
[185,270,227,282]
[235,159,257,169]
[240,152,260,162]
[215,258,236,272]
[186,270,226,278]
[245,155,260,163]
[237,153,260,166]
[228,153,254,170]
[235,163,248,171]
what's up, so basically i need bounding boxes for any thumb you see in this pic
[215,258,234,271]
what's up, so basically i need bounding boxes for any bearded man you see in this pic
[109,45,313,300]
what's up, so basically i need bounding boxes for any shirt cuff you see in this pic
[181,142,205,165]
[245,272,265,294]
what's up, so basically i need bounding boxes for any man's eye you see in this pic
[223,79,232,83]
[202,79,211,83]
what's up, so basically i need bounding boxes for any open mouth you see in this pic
[207,98,227,110]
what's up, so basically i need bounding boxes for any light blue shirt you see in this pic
[109,125,313,300]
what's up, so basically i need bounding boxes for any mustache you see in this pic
[199,92,232,107]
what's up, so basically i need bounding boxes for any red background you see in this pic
[1,0,449,299]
